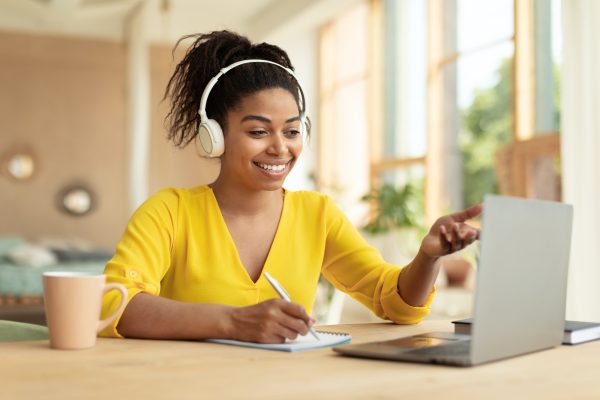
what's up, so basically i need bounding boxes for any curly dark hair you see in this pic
[163,30,309,147]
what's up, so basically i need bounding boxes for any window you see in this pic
[318,0,562,227]
[317,1,372,225]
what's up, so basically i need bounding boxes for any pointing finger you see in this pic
[451,203,483,223]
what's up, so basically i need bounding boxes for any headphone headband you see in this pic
[195,59,308,158]
[197,59,307,123]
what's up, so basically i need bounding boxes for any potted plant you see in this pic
[360,182,424,266]
[361,182,476,287]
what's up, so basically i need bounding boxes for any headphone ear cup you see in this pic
[196,119,224,157]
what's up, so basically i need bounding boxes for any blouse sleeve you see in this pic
[321,197,434,324]
[99,189,179,338]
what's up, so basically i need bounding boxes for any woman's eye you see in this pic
[286,129,301,137]
[249,130,268,136]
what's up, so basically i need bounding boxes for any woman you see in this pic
[100,31,481,343]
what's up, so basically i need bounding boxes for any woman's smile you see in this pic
[252,160,292,178]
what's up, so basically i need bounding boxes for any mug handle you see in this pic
[97,283,128,333]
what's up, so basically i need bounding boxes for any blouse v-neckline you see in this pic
[207,186,288,285]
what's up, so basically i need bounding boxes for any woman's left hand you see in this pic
[420,204,482,258]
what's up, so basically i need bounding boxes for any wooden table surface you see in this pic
[2,320,600,399]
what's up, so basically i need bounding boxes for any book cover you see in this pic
[204,330,352,352]
[452,318,600,345]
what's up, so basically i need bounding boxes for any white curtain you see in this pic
[561,0,600,321]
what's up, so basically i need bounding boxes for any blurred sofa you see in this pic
[0,236,108,325]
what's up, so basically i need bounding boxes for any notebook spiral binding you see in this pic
[316,330,350,336]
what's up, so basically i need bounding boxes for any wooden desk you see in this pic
[2,320,600,399]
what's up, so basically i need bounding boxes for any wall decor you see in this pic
[1,150,36,181]
[57,185,95,216]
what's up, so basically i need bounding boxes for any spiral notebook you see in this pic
[205,330,351,352]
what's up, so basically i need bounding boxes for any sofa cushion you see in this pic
[6,244,57,268]
[0,237,26,259]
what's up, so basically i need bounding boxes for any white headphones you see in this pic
[196,59,308,158]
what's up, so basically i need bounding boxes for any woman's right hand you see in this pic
[226,299,315,343]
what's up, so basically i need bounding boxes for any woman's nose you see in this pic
[267,133,287,155]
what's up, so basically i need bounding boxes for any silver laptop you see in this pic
[333,195,573,367]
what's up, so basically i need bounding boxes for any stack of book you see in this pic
[452,318,600,345]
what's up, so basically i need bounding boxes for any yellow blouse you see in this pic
[100,186,434,337]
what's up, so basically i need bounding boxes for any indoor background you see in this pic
[1,0,598,324]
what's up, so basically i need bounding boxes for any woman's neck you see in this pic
[209,180,284,217]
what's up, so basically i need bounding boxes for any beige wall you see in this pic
[148,45,220,194]
[0,31,219,249]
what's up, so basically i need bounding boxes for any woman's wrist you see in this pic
[397,248,440,306]
[413,246,440,271]
[216,305,236,339]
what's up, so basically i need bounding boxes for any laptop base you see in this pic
[333,332,473,367]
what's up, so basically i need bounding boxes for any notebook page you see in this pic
[205,330,351,352]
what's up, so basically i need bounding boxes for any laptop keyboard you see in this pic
[405,340,471,357]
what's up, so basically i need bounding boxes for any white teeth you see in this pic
[255,162,286,172]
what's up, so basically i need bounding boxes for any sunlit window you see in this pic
[318,1,371,225]
[319,0,563,225]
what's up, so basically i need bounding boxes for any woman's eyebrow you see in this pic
[241,115,271,123]
[240,115,301,124]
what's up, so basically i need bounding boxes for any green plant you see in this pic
[460,58,512,208]
[361,183,423,235]
[460,57,561,207]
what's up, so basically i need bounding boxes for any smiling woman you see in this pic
[218,88,303,193]
[100,30,481,345]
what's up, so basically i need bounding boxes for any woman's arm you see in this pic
[397,204,482,306]
[397,249,441,306]
[116,293,314,343]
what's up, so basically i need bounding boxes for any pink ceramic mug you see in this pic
[42,272,127,350]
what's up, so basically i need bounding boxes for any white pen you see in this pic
[264,272,320,341]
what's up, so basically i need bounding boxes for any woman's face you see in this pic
[219,88,303,192]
